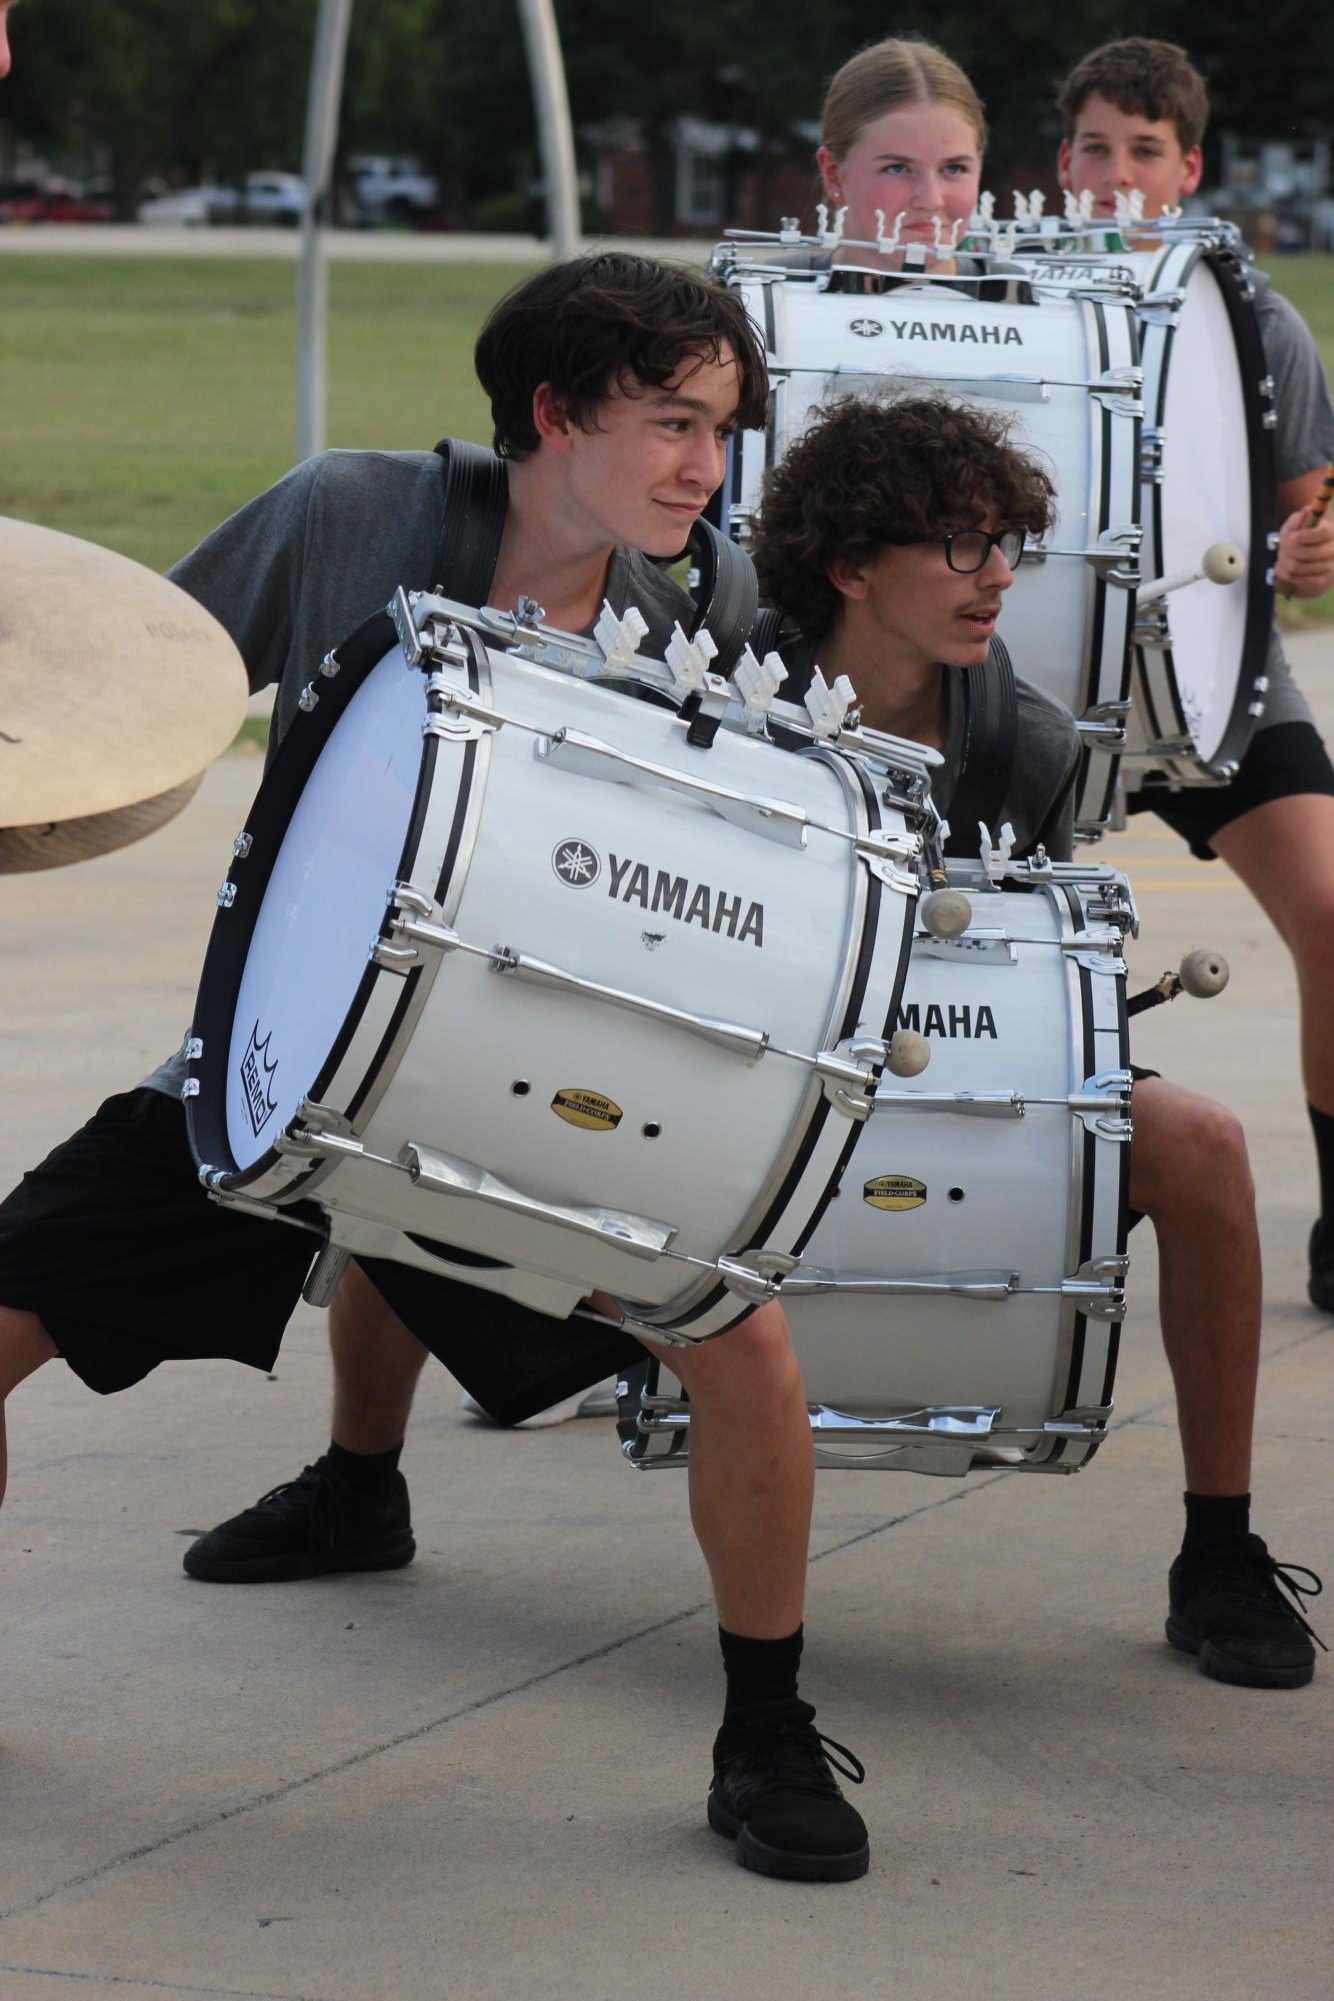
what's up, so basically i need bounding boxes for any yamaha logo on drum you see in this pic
[551,1087,623,1132]
[848,318,884,338]
[552,838,600,888]
[606,851,764,947]
[863,1174,927,1212]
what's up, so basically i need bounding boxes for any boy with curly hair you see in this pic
[752,394,1322,1690]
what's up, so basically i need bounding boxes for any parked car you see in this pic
[136,172,306,229]
[136,184,235,227]
[236,171,308,226]
[348,153,438,224]
[0,177,116,224]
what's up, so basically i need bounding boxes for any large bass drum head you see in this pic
[219,645,424,1172]
[1158,259,1255,765]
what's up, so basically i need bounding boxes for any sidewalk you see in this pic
[1,635,1331,1999]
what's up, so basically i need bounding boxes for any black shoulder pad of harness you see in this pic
[431,438,509,609]
[943,633,1019,859]
[685,518,759,677]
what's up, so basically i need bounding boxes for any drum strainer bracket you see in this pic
[1069,1071,1134,1139]
[1134,287,1186,328]
[716,1249,802,1304]
[422,686,505,743]
[1056,1255,1129,1321]
[1076,700,1131,750]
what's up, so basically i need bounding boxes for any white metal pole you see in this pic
[296,0,354,462]
[515,0,580,258]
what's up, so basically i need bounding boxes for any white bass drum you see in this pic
[186,593,926,1343]
[624,858,1132,1475]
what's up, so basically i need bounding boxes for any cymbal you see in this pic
[0,775,204,873]
[0,515,249,840]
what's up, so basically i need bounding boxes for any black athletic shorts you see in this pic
[0,1089,644,1422]
[1129,719,1334,859]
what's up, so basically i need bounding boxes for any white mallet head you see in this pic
[886,1029,931,1077]
[1178,948,1230,999]
[918,888,972,940]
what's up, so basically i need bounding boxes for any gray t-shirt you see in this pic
[778,634,1080,863]
[936,667,1081,863]
[1251,272,1334,731]
[143,446,697,1097]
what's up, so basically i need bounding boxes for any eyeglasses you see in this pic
[884,527,1027,574]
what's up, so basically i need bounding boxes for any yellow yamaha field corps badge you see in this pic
[551,1087,623,1132]
[863,1174,927,1211]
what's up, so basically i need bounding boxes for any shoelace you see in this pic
[1263,1556,1327,1653]
[1202,1539,1329,1653]
[251,1465,341,1551]
[727,1718,867,1798]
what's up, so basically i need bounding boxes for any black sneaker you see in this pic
[1308,1222,1334,1313]
[1166,1532,1325,1688]
[182,1457,416,1583]
[708,1699,869,1881]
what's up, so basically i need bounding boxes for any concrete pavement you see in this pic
[1,635,1332,1998]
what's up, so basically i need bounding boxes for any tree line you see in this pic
[2,0,1331,226]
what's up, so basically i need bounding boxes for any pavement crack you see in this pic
[0,1962,333,2000]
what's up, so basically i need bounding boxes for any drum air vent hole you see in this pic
[948,1186,966,1203]
[511,1079,531,1096]
[642,1121,662,1139]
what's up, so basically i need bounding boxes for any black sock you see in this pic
[326,1439,403,1494]
[1309,1104,1334,1234]
[1182,1491,1250,1549]
[718,1624,803,1723]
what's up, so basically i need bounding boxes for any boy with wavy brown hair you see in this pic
[1058,39,1334,1318]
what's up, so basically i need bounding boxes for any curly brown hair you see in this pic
[751,396,1056,639]
[1056,39,1208,153]
[475,253,769,459]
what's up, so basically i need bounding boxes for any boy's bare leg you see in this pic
[1128,1077,1260,1494]
[1209,794,1334,1118]
[641,1298,813,1638]
[327,1259,430,1453]
[0,1305,59,1505]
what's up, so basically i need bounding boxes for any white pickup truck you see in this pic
[349,155,439,224]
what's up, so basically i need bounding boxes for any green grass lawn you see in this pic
[0,255,537,572]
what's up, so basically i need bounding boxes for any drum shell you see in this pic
[630,868,1130,1473]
